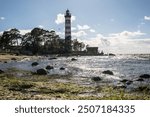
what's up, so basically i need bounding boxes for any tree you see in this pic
[0,28,21,50]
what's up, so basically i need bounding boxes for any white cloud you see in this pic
[72,30,87,38]
[90,29,96,33]
[38,25,44,28]
[71,27,77,31]
[55,14,65,24]
[0,17,5,21]
[19,29,31,35]
[77,25,90,30]
[144,16,150,21]
[80,30,149,54]
[55,13,76,24]
[109,30,145,38]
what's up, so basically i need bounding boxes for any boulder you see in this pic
[36,69,47,75]
[49,57,57,60]
[4,61,7,63]
[139,74,150,79]
[92,77,102,82]
[31,62,39,66]
[71,58,77,61]
[11,58,17,61]
[109,53,116,56]
[102,70,114,75]
[46,65,54,70]
[0,69,4,74]
[60,67,65,70]
[126,80,133,85]
[120,79,129,83]
[136,78,144,82]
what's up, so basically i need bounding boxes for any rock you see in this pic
[0,69,4,74]
[136,78,144,82]
[109,53,116,56]
[31,62,39,66]
[126,80,133,85]
[102,70,114,75]
[120,79,129,83]
[60,67,65,70]
[36,69,47,75]
[49,57,57,60]
[92,77,102,82]
[71,58,77,61]
[4,61,7,63]
[11,58,17,60]
[46,65,54,70]
[139,74,150,79]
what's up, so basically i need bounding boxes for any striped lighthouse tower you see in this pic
[65,9,72,53]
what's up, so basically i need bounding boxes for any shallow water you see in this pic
[0,55,150,88]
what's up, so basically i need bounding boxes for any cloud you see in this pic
[109,30,145,38]
[77,25,90,30]
[71,27,77,31]
[144,16,150,21]
[0,17,5,21]
[19,29,31,35]
[90,29,96,33]
[55,13,76,24]
[38,25,44,28]
[72,30,87,38]
[80,30,149,54]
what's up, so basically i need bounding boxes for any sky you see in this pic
[0,0,150,54]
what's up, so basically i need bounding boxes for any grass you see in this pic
[0,69,150,100]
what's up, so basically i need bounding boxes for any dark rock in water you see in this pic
[4,61,7,63]
[11,58,17,60]
[31,62,39,66]
[49,57,57,60]
[136,78,144,82]
[120,79,133,85]
[120,79,129,83]
[109,53,116,56]
[46,65,54,70]
[36,69,47,75]
[102,70,114,75]
[71,58,77,61]
[0,69,4,74]
[139,74,150,79]
[92,77,102,82]
[60,67,65,70]
[126,80,133,85]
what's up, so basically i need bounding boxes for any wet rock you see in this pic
[120,79,133,85]
[31,62,39,66]
[102,70,114,75]
[126,80,133,85]
[92,77,102,82]
[139,74,150,79]
[11,58,17,61]
[71,58,77,61]
[36,69,47,75]
[60,67,65,70]
[4,61,7,63]
[136,78,144,82]
[49,57,57,60]
[109,53,116,56]
[46,65,54,70]
[0,69,4,74]
[120,79,129,83]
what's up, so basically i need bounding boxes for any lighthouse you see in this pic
[65,9,72,53]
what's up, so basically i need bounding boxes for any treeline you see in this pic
[0,28,85,55]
